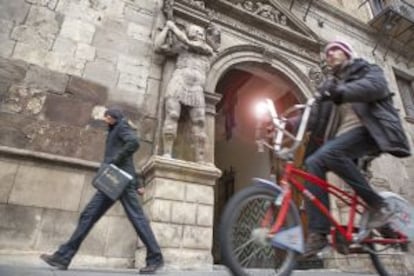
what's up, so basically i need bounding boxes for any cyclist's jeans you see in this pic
[304,127,384,234]
[55,184,162,266]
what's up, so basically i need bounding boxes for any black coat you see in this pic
[103,118,141,185]
[307,58,411,158]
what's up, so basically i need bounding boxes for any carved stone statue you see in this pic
[155,20,219,162]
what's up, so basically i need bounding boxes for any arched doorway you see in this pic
[211,61,302,264]
[208,46,322,269]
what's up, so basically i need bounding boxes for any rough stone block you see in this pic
[93,20,152,57]
[136,117,157,143]
[117,72,147,92]
[0,57,28,83]
[151,222,182,248]
[12,42,48,67]
[9,164,85,211]
[0,204,43,250]
[1,84,46,115]
[66,76,108,104]
[104,216,137,258]
[84,59,118,88]
[44,52,85,76]
[76,43,96,61]
[11,6,60,49]
[127,22,151,42]
[150,179,185,201]
[43,94,94,126]
[196,205,213,227]
[60,18,95,44]
[52,36,77,56]
[146,199,171,222]
[182,226,212,250]
[0,19,14,39]
[185,184,214,205]
[117,55,150,74]
[56,0,102,25]
[23,64,69,94]
[0,160,18,203]
[144,79,160,118]
[0,40,14,58]
[124,2,157,25]
[95,48,118,65]
[0,0,30,25]
[35,208,79,251]
[171,202,196,225]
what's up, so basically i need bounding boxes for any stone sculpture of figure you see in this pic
[255,2,277,22]
[155,20,217,162]
[242,0,255,12]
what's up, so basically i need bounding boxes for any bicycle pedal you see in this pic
[347,245,368,254]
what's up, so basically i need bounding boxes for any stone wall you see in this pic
[0,151,140,268]
[0,0,163,165]
[0,0,164,268]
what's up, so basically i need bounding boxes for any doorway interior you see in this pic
[211,61,302,265]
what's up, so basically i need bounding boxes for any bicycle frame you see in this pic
[255,97,409,248]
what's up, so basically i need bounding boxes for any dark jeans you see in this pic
[304,127,384,234]
[55,183,162,266]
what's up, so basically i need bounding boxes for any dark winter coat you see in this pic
[307,58,411,158]
[102,111,141,187]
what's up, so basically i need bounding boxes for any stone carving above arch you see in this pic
[172,0,323,53]
[205,44,315,101]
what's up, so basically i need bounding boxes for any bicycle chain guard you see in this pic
[271,225,304,253]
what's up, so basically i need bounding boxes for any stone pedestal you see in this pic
[136,155,221,270]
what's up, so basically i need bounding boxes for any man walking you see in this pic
[40,108,163,274]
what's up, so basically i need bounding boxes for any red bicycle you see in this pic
[219,98,413,276]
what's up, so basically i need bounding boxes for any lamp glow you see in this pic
[254,101,268,119]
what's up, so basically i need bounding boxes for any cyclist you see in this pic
[301,39,411,258]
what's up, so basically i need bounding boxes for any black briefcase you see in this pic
[92,164,133,200]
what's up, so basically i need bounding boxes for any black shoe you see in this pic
[139,262,163,274]
[301,232,328,259]
[367,202,395,229]
[40,253,69,270]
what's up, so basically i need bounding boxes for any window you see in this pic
[395,74,414,122]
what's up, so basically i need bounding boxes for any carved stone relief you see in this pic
[236,1,288,26]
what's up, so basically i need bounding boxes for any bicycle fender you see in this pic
[252,177,282,194]
[252,177,304,253]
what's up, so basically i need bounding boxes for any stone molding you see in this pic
[172,0,323,58]
[205,44,315,101]
[204,91,222,116]
[0,145,99,170]
[142,155,221,186]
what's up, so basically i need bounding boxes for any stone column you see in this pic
[204,91,222,164]
[136,156,221,270]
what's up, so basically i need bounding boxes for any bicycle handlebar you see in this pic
[256,97,316,160]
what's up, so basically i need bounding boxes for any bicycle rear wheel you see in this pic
[220,185,302,276]
[367,231,411,276]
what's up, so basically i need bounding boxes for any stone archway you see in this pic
[207,45,317,265]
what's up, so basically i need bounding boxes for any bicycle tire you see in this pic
[368,236,409,276]
[220,185,302,276]
[369,244,389,276]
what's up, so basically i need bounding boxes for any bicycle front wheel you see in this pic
[220,185,302,276]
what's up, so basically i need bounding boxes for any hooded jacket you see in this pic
[103,109,141,187]
[307,58,411,158]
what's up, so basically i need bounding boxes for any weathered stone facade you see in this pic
[0,0,413,272]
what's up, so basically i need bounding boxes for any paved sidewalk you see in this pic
[0,264,376,276]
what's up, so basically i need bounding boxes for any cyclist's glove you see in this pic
[318,83,345,105]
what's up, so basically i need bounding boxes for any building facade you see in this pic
[0,0,413,272]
